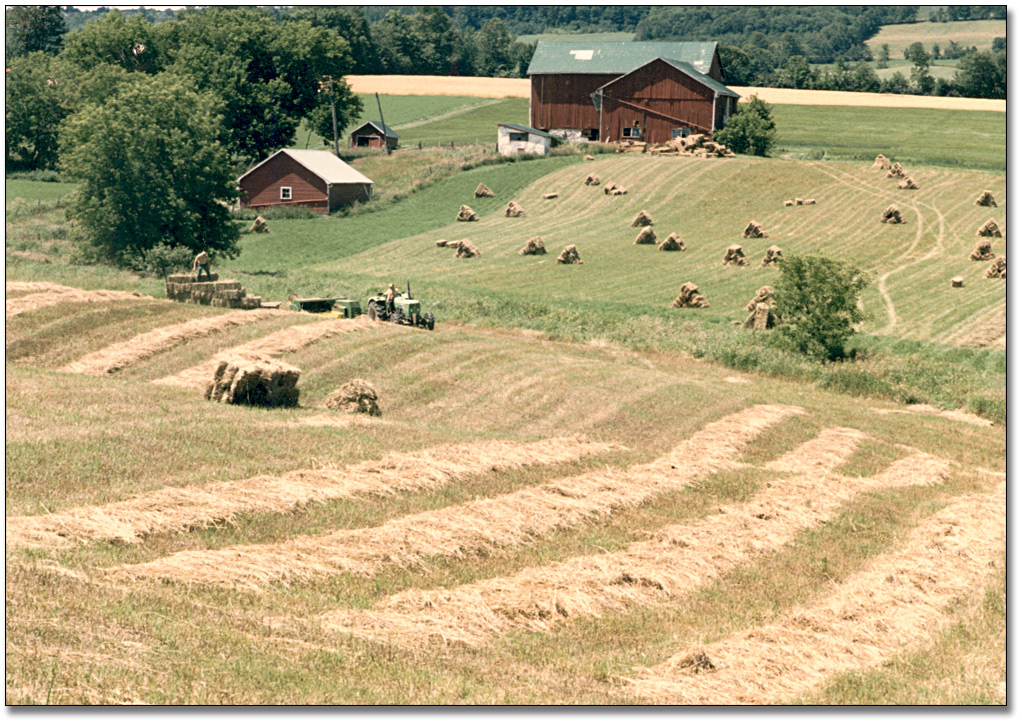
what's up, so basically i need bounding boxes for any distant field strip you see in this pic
[152,316,372,389]
[6,286,150,319]
[109,405,803,589]
[7,437,616,549]
[344,75,1004,111]
[393,98,504,130]
[319,433,949,648]
[626,481,1006,704]
[60,309,284,376]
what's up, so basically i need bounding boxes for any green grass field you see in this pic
[5,179,78,204]
[867,19,1006,57]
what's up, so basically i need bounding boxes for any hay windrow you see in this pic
[8,437,620,550]
[5,281,75,294]
[110,405,803,589]
[318,439,949,649]
[6,287,150,319]
[60,309,281,375]
[152,316,371,390]
[626,481,1005,705]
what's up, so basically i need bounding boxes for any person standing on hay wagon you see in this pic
[193,250,211,281]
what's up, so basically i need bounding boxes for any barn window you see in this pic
[280,186,292,200]
[672,127,691,139]
[622,127,642,139]
[509,132,528,142]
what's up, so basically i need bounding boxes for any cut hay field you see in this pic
[866,19,1006,57]
[4,285,1006,703]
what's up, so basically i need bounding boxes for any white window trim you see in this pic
[280,186,292,200]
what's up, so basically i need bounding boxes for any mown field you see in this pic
[4,86,1006,704]
[866,19,1006,57]
[4,288,1006,703]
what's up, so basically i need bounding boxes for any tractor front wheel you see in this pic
[391,307,405,325]
[425,312,435,330]
[367,302,379,321]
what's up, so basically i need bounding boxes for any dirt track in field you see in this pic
[8,437,617,549]
[344,75,1005,112]
[626,481,1005,704]
[107,405,803,589]
[60,309,284,376]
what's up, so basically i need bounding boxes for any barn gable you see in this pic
[527,41,721,80]
[238,149,373,214]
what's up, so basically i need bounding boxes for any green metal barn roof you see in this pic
[527,41,718,76]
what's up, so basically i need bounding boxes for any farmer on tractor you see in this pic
[385,283,397,313]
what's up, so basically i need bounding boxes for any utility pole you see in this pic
[328,80,340,158]
[375,92,391,156]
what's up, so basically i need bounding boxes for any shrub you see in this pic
[772,254,869,361]
[716,95,776,157]
[129,242,196,278]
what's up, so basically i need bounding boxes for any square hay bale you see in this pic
[898,177,919,190]
[324,379,380,416]
[950,276,964,288]
[205,356,300,407]
[543,193,558,200]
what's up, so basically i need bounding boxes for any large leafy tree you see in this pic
[60,9,164,73]
[716,95,776,157]
[60,73,240,266]
[4,52,65,169]
[287,6,382,74]
[773,255,868,361]
[158,7,355,163]
[5,5,65,59]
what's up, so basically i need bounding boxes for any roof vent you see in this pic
[569,49,594,60]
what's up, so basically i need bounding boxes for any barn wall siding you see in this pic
[530,73,619,131]
[241,155,328,210]
[601,60,716,143]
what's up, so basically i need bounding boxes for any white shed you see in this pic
[497,123,554,157]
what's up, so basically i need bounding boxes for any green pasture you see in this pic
[867,19,1006,56]
[5,179,78,204]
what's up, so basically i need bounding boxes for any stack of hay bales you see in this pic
[898,177,919,190]
[165,274,262,309]
[557,245,583,264]
[872,154,891,169]
[584,174,601,186]
[648,134,735,157]
[722,244,749,266]
[970,239,995,261]
[630,210,654,227]
[887,162,906,178]
[671,282,708,308]
[615,140,647,154]
[658,232,684,251]
[454,240,480,258]
[249,216,270,233]
[742,221,769,239]
[324,379,380,416]
[761,245,783,266]
[744,286,775,311]
[985,256,1006,278]
[205,356,300,407]
[519,236,546,255]
[504,201,526,218]
[881,205,904,224]
[604,182,628,195]
[634,227,657,245]
[975,190,997,207]
[977,219,1002,237]
[474,183,495,198]
[456,205,478,222]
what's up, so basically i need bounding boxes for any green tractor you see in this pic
[366,282,435,330]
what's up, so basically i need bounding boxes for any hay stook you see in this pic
[248,216,270,234]
[742,221,768,239]
[745,286,775,312]
[977,219,1002,237]
[456,205,479,222]
[985,256,1006,278]
[454,240,481,258]
[881,205,904,224]
[474,183,495,198]
[974,190,997,207]
[722,244,749,266]
[872,154,891,170]
[584,174,601,186]
[970,240,995,261]
[557,245,583,264]
[898,177,919,190]
[519,236,547,256]
[760,246,783,267]
[672,282,708,308]
[634,227,658,245]
[658,233,685,251]
[504,201,526,218]
[630,210,654,227]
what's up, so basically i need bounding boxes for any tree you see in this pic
[906,41,930,67]
[877,43,890,68]
[473,18,517,77]
[715,95,776,157]
[287,6,382,74]
[5,5,66,59]
[60,73,240,266]
[773,255,868,361]
[954,51,1005,99]
[60,9,163,73]
[778,55,815,89]
[305,78,363,150]
[4,52,66,170]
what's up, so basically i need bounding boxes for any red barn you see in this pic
[237,149,374,214]
[527,41,739,144]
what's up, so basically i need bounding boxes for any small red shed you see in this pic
[349,120,399,151]
[238,149,374,214]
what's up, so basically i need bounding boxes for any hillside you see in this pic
[4,285,1006,703]
[866,19,1006,57]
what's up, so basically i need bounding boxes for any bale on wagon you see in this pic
[456,205,478,222]
[658,232,684,251]
[977,219,1002,238]
[205,356,300,407]
[630,210,654,227]
[519,236,546,255]
[760,246,783,267]
[671,282,708,308]
[474,183,495,198]
[742,221,768,239]
[722,244,749,266]
[324,379,380,416]
[556,244,583,264]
